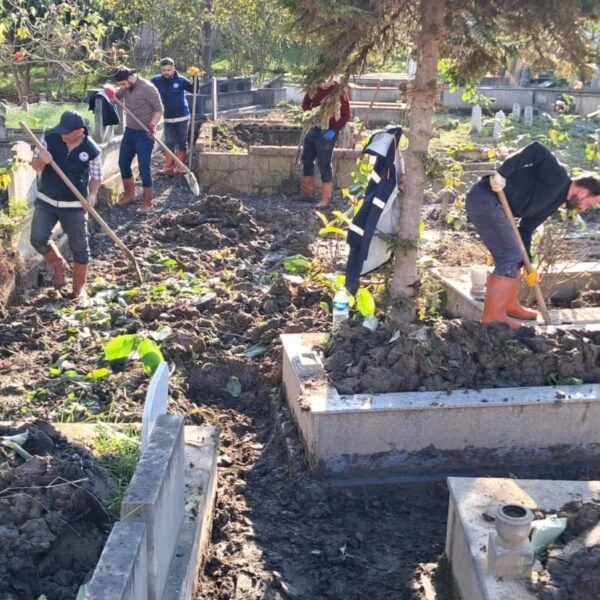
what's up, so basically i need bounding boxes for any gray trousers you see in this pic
[465,183,523,278]
[30,200,90,264]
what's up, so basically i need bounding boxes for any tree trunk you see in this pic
[389,0,445,322]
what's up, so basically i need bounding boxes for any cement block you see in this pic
[163,425,220,599]
[282,333,600,474]
[446,477,600,600]
[85,520,148,600]
[121,414,185,600]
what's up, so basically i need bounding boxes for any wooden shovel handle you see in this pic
[20,121,143,283]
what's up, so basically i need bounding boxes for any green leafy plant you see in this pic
[103,334,164,376]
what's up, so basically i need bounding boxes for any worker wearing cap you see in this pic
[30,111,102,301]
[466,141,600,329]
[103,67,163,214]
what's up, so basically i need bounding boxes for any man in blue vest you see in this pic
[151,57,195,175]
[30,111,102,301]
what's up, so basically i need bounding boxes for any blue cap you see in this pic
[50,111,85,135]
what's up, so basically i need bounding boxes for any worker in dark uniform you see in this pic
[30,111,102,301]
[466,141,600,329]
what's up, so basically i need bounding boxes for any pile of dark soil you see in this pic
[529,501,600,600]
[325,319,600,394]
[0,422,115,600]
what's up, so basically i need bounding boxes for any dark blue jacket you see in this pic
[151,72,194,119]
[39,133,100,204]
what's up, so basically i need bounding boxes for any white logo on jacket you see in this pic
[173,83,180,88]
[78,152,89,162]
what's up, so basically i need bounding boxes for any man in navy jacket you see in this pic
[151,57,194,175]
[466,141,600,329]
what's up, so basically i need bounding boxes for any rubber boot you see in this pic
[506,272,537,320]
[72,262,88,302]
[138,187,153,214]
[118,177,136,205]
[482,273,522,330]
[316,181,333,209]
[173,151,187,174]
[43,246,67,289]
[157,154,175,176]
[301,175,315,200]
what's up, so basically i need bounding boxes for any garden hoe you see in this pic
[496,188,552,325]
[21,122,144,284]
[112,97,200,196]
[187,67,202,170]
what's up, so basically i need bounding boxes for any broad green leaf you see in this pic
[356,288,376,316]
[103,334,139,361]
[86,368,111,380]
[48,367,61,377]
[137,339,163,376]
[226,376,242,397]
[331,210,352,225]
[283,255,311,274]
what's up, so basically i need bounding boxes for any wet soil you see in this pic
[1,155,600,598]
[0,422,116,600]
[529,501,600,600]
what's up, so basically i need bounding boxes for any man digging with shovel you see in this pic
[103,67,164,214]
[466,141,600,330]
[30,111,102,302]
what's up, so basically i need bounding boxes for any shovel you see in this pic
[112,96,200,196]
[188,73,199,169]
[496,188,552,325]
[21,122,144,284]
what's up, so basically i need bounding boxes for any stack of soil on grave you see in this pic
[529,501,600,600]
[0,422,116,600]
[324,319,600,394]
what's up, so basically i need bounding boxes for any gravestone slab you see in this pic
[524,105,534,127]
[471,105,482,133]
[511,102,521,121]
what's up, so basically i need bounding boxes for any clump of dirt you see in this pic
[529,501,600,599]
[0,421,116,600]
[324,320,600,394]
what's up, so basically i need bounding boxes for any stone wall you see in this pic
[197,145,361,195]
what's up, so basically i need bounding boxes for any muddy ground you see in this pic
[2,151,600,598]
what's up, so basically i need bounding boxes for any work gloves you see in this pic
[490,171,506,193]
[322,128,336,141]
[103,85,117,100]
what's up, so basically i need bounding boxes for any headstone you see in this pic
[20,98,29,112]
[408,60,417,75]
[511,102,521,121]
[471,105,482,133]
[493,110,505,140]
[141,361,169,453]
[39,93,47,103]
[523,105,534,127]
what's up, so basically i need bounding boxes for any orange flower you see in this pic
[13,51,26,61]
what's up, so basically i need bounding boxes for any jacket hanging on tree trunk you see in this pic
[345,126,403,295]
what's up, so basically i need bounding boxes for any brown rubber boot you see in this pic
[482,273,522,330]
[315,181,333,209]
[301,175,315,200]
[72,262,88,302]
[138,187,153,214]
[118,177,136,205]
[506,272,537,320]
[157,154,175,176]
[173,151,187,174]
[43,246,67,289]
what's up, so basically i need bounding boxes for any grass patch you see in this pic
[93,424,141,518]
[5,102,89,130]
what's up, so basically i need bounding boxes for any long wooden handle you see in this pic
[496,188,552,325]
[112,96,192,176]
[353,79,383,146]
[188,76,198,168]
[20,122,143,283]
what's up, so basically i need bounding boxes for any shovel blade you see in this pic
[185,172,201,196]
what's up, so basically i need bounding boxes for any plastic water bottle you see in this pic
[332,287,350,331]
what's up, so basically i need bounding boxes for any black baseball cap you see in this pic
[49,111,86,135]
[112,67,137,82]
